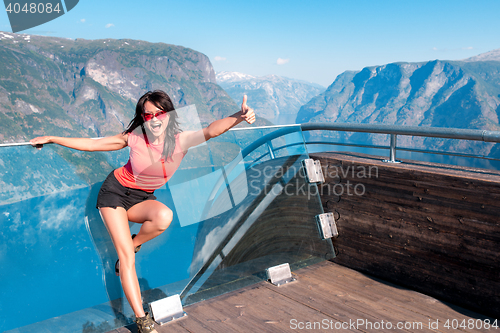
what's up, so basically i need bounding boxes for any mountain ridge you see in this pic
[462,48,500,62]
[0,31,233,142]
[216,71,325,124]
[296,54,500,158]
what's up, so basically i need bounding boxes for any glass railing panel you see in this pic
[0,145,118,332]
[1,124,334,332]
[179,125,334,305]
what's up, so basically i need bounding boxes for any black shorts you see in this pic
[96,171,157,211]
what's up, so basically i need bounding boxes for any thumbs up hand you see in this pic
[240,95,256,124]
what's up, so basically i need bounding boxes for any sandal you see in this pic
[115,234,142,276]
[136,312,157,333]
[132,234,142,253]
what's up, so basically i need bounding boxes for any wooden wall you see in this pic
[312,152,500,319]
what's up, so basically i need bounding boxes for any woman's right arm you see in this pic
[30,133,128,152]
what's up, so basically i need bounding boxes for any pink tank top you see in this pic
[114,130,186,191]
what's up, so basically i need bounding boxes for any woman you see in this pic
[30,90,255,333]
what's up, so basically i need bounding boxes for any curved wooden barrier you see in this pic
[312,152,500,319]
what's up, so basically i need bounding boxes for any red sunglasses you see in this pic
[142,109,168,122]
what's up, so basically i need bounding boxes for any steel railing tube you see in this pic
[389,134,397,163]
[300,123,500,143]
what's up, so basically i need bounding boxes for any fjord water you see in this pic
[0,184,199,331]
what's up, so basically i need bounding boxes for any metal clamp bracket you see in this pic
[149,294,187,326]
[302,159,325,183]
[315,212,339,239]
[266,263,296,286]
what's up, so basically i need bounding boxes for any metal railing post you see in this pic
[267,141,275,159]
[384,133,401,163]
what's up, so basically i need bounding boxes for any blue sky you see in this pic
[1,0,500,87]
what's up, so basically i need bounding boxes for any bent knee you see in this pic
[154,208,173,231]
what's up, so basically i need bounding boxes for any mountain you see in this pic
[297,49,500,157]
[463,48,500,62]
[216,71,256,83]
[0,32,243,143]
[0,32,268,203]
[216,71,325,124]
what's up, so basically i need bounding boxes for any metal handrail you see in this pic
[299,123,500,142]
[0,141,38,147]
[299,123,500,163]
[226,123,500,165]
[4,123,499,146]
[2,123,499,164]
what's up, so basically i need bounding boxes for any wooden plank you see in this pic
[272,262,439,333]
[266,277,420,332]
[168,315,218,333]
[226,285,349,332]
[310,262,494,331]
[177,283,349,333]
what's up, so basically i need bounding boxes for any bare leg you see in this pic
[127,200,173,250]
[99,207,145,317]
[99,200,173,318]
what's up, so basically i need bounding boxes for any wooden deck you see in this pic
[109,261,495,333]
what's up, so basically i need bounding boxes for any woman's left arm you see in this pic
[179,95,255,151]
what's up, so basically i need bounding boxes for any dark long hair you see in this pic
[124,90,182,160]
